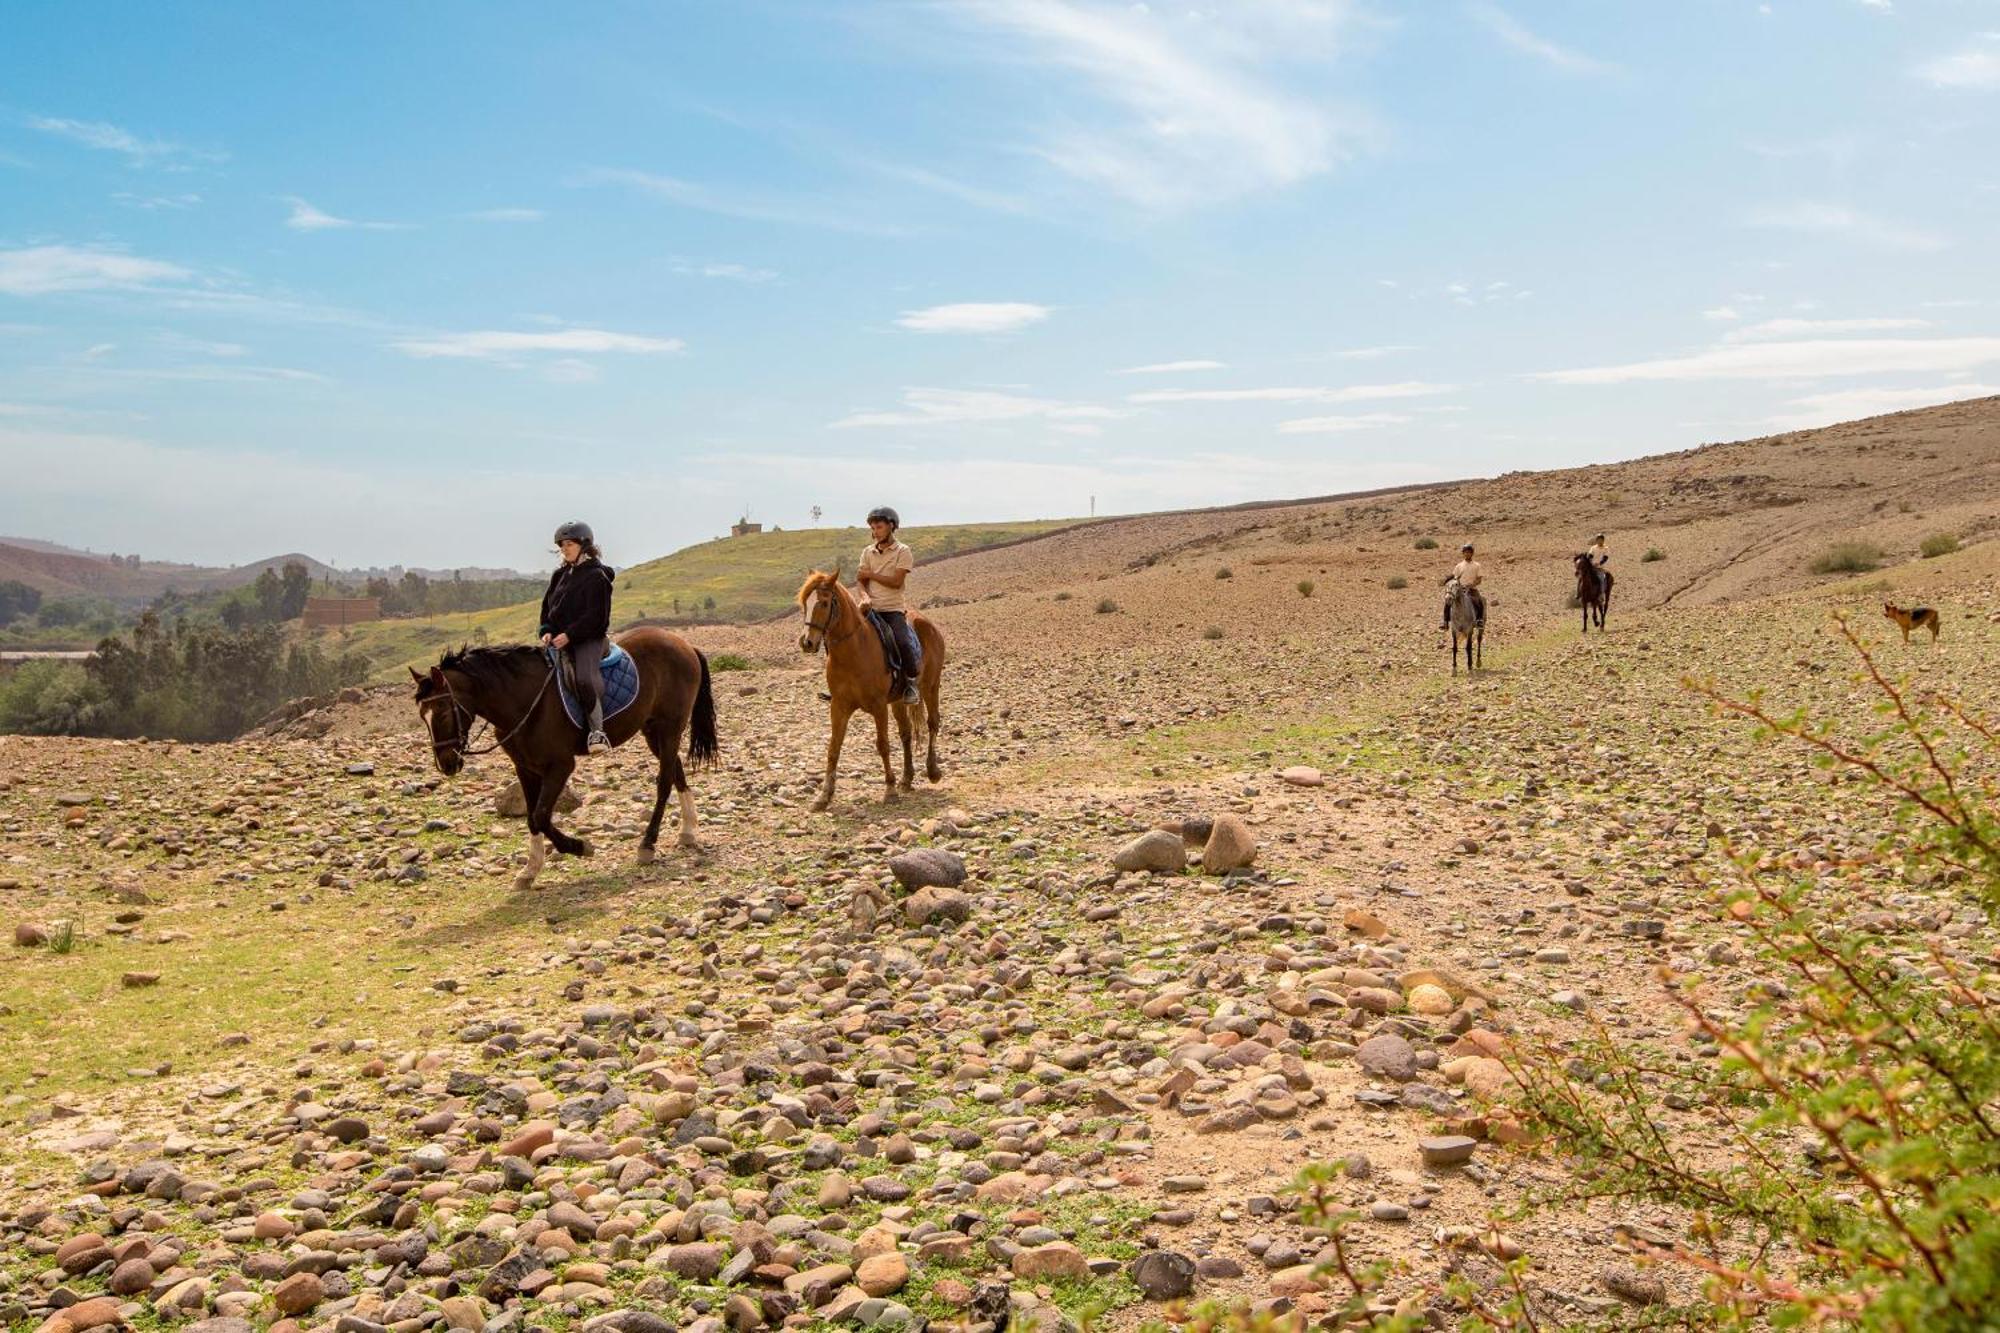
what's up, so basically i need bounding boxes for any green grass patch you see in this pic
[707,652,753,671]
[1810,541,1885,574]
[1414,536,1439,550]
[1920,532,1959,559]
[1642,547,1665,562]
[1386,575,1407,589]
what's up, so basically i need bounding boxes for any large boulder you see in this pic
[888,848,966,890]
[495,781,580,818]
[904,886,972,927]
[1202,815,1257,874]
[1113,830,1186,874]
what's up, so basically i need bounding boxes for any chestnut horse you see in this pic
[411,627,717,889]
[796,570,944,811]
[1574,553,1611,633]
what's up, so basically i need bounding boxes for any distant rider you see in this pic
[1441,542,1487,639]
[539,521,615,753]
[1585,532,1611,597]
[856,506,921,704]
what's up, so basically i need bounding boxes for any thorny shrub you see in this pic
[1506,615,2000,1331]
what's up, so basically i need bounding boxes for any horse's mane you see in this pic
[436,643,543,688]
[795,569,853,610]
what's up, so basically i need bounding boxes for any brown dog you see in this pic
[1884,602,1941,646]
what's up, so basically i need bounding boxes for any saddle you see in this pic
[862,609,911,698]
[548,643,641,733]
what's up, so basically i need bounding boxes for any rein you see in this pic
[422,664,556,759]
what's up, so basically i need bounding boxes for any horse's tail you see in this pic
[687,648,719,768]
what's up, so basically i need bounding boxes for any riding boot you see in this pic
[586,703,608,754]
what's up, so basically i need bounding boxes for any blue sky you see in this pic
[2,1,1997,571]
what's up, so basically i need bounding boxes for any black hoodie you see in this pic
[539,557,615,642]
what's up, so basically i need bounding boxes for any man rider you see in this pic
[856,506,921,704]
[1441,542,1486,637]
[540,521,614,753]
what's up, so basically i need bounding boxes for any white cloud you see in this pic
[1702,306,1741,322]
[391,328,686,361]
[1721,316,1929,343]
[466,207,545,222]
[1468,3,1620,76]
[830,386,1119,429]
[1116,359,1225,375]
[896,302,1050,334]
[81,343,116,361]
[1916,39,2000,89]
[0,244,190,296]
[1276,412,1412,434]
[1747,202,1946,252]
[154,332,248,358]
[1534,338,2000,384]
[1127,380,1455,405]
[673,261,779,283]
[583,168,913,237]
[111,191,202,211]
[947,0,1365,210]
[284,197,409,232]
[1769,383,1998,429]
[1337,345,1416,359]
[25,115,224,167]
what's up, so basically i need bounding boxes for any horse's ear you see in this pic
[408,666,424,684]
[833,558,845,581]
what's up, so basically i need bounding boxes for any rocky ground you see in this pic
[2,401,1999,1333]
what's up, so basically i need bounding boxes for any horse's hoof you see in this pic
[810,796,831,813]
[573,839,595,859]
[927,766,943,783]
[635,845,656,866]
[678,835,702,851]
[512,873,538,892]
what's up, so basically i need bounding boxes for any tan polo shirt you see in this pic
[859,540,914,612]
[1452,558,1484,588]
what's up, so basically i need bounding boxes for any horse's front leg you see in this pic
[536,758,592,858]
[871,706,897,802]
[811,703,853,813]
[511,766,547,891]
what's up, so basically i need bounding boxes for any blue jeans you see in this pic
[876,610,922,681]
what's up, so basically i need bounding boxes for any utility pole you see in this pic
[811,505,822,527]
[1089,495,1096,518]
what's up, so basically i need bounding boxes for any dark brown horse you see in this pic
[1574,553,1611,633]
[411,627,717,889]
[796,570,944,811]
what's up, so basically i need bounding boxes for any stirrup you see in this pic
[900,682,920,704]
[586,730,610,753]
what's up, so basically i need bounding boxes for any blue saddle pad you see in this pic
[549,643,640,730]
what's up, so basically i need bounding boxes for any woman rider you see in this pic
[540,521,615,753]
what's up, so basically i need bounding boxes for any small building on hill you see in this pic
[730,516,763,538]
[303,596,382,629]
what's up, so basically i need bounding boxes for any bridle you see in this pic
[803,582,860,651]
[419,664,555,761]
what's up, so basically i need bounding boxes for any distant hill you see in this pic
[0,538,534,605]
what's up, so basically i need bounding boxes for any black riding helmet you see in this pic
[554,520,594,546]
[1460,543,1474,554]
[867,506,900,529]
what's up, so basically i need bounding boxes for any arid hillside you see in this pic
[1,397,1996,1333]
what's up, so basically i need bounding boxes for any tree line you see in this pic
[0,611,370,741]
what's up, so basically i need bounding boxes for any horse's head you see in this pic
[410,661,469,777]
[797,566,843,654]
